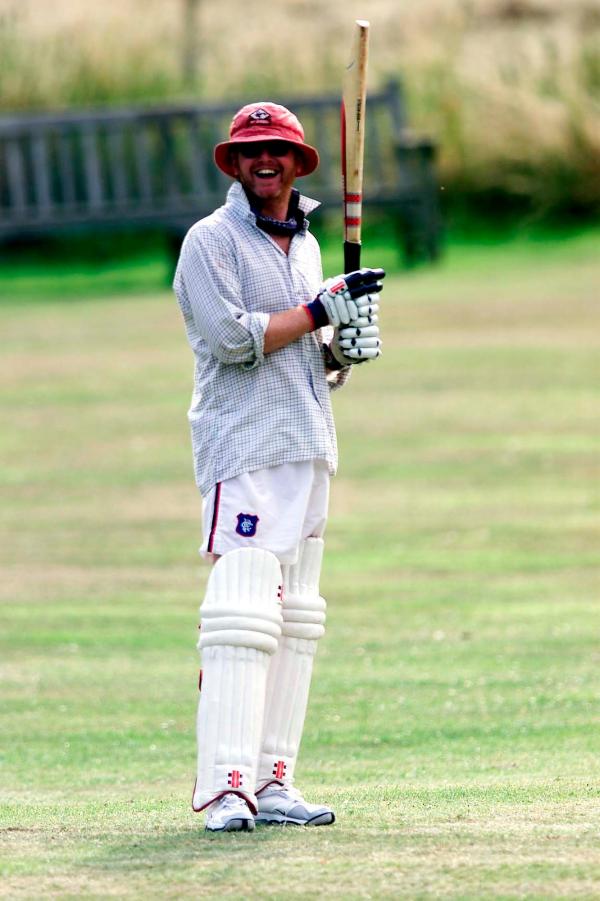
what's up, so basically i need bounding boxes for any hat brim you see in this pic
[214,138,319,179]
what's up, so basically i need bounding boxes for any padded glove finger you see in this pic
[338,324,380,340]
[331,290,358,326]
[354,304,379,323]
[350,313,379,327]
[343,268,386,300]
[355,294,379,314]
[340,338,381,357]
[343,344,382,360]
[339,337,381,351]
[329,325,382,366]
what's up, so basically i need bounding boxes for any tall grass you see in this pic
[1,0,599,214]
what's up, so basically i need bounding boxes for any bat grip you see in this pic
[344,241,361,273]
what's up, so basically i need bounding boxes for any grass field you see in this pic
[1,229,599,898]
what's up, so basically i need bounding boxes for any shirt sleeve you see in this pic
[175,224,269,368]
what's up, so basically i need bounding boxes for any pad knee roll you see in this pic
[281,537,326,639]
[199,547,283,655]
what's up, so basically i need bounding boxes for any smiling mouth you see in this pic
[254,168,279,179]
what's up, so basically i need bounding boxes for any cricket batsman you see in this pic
[173,101,384,831]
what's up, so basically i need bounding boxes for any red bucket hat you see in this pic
[214,102,319,178]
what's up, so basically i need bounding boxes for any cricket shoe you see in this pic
[255,786,335,826]
[204,793,255,832]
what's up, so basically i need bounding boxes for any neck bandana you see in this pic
[246,188,305,236]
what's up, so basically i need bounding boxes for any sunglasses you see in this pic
[235,141,295,159]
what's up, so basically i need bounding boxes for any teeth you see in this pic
[256,168,277,176]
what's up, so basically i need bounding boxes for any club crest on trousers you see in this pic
[235,513,259,537]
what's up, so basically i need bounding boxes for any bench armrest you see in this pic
[395,129,437,161]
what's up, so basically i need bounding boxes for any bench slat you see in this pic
[81,125,104,210]
[159,119,180,201]
[31,135,52,216]
[187,114,208,197]
[133,128,153,202]
[5,139,28,213]
[57,131,77,208]
[312,106,334,185]
[107,127,129,204]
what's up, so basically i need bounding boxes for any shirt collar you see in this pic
[226,180,320,225]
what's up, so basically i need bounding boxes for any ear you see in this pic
[229,149,241,178]
[294,152,304,177]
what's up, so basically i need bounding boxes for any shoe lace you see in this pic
[265,786,303,802]
[220,792,246,810]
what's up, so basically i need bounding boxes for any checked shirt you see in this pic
[173,181,350,496]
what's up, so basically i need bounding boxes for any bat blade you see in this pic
[342,19,369,273]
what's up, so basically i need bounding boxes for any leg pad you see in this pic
[257,538,326,790]
[193,548,283,813]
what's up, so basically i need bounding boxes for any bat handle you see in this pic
[344,240,361,273]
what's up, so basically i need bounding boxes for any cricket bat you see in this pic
[341,19,370,273]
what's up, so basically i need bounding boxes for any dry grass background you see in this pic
[1,0,600,212]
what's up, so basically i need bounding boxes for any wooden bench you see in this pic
[0,80,441,265]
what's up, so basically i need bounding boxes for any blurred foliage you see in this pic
[0,0,599,217]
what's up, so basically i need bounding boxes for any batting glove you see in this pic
[352,294,380,327]
[329,322,382,367]
[304,267,385,329]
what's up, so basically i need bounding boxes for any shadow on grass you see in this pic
[78,820,303,873]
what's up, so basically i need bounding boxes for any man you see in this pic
[173,101,384,832]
